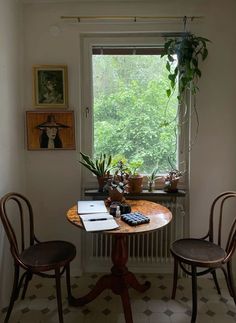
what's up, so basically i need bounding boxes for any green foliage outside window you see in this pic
[93,55,178,174]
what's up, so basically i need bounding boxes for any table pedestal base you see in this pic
[69,235,151,323]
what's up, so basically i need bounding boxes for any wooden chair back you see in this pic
[207,191,236,262]
[0,192,35,263]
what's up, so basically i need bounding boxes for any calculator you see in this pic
[121,212,150,226]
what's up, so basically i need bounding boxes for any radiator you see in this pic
[83,201,185,273]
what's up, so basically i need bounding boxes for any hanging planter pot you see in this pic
[161,32,210,145]
[162,33,210,101]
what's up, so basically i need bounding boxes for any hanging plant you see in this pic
[162,33,210,102]
[161,32,210,148]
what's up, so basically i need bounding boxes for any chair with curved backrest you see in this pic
[0,192,76,323]
[170,191,236,323]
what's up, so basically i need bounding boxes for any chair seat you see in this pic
[171,238,226,267]
[20,240,76,271]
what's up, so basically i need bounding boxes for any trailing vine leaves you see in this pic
[161,33,210,149]
[162,33,210,101]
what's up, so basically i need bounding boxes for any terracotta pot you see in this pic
[164,179,179,192]
[108,188,125,202]
[128,175,143,194]
[96,174,110,192]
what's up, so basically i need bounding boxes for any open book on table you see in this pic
[77,200,119,232]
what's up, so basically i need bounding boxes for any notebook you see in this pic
[79,212,119,232]
[77,200,119,232]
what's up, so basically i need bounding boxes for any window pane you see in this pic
[92,54,178,174]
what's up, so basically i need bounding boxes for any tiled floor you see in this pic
[1,273,236,323]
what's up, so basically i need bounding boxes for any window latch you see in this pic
[85,107,90,118]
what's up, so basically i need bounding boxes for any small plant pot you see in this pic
[108,188,125,202]
[97,174,111,192]
[164,179,179,193]
[148,181,154,192]
[128,175,143,194]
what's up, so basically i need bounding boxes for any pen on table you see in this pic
[88,218,108,221]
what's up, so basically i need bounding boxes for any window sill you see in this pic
[84,189,186,199]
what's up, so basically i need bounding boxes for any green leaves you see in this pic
[202,48,208,60]
[147,166,160,182]
[166,89,171,98]
[79,152,113,177]
[93,54,179,173]
[162,33,210,102]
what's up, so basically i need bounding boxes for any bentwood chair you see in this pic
[0,192,76,323]
[170,191,236,323]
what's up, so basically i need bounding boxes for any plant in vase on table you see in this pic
[104,159,129,203]
[79,152,113,192]
[105,175,128,203]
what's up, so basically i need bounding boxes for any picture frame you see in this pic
[33,65,68,108]
[26,111,75,150]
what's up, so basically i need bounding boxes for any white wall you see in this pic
[189,0,236,235]
[0,0,25,307]
[22,0,236,274]
[0,0,235,309]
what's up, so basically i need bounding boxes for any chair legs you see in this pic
[5,264,72,323]
[172,261,236,323]
[5,265,19,322]
[171,259,198,323]
[227,261,236,304]
[211,270,221,295]
[55,268,64,323]
[191,265,197,323]
[171,257,179,299]
[66,263,73,301]
[21,272,33,299]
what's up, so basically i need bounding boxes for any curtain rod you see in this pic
[60,15,203,22]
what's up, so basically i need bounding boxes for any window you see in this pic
[81,35,187,187]
[92,48,178,174]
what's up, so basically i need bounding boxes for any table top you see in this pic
[67,199,172,235]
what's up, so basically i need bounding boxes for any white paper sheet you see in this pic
[79,213,119,232]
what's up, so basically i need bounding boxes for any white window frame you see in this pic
[79,33,189,191]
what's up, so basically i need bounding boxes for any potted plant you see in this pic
[162,33,210,100]
[164,169,183,193]
[112,157,129,181]
[102,157,129,202]
[147,167,160,192]
[104,175,128,202]
[127,160,144,194]
[79,152,113,192]
[161,33,210,143]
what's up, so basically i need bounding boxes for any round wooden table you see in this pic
[67,199,172,323]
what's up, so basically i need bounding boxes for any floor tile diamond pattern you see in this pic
[1,274,236,322]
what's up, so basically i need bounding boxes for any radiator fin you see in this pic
[89,201,185,265]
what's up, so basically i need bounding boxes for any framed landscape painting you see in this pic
[26,111,75,150]
[33,65,68,108]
